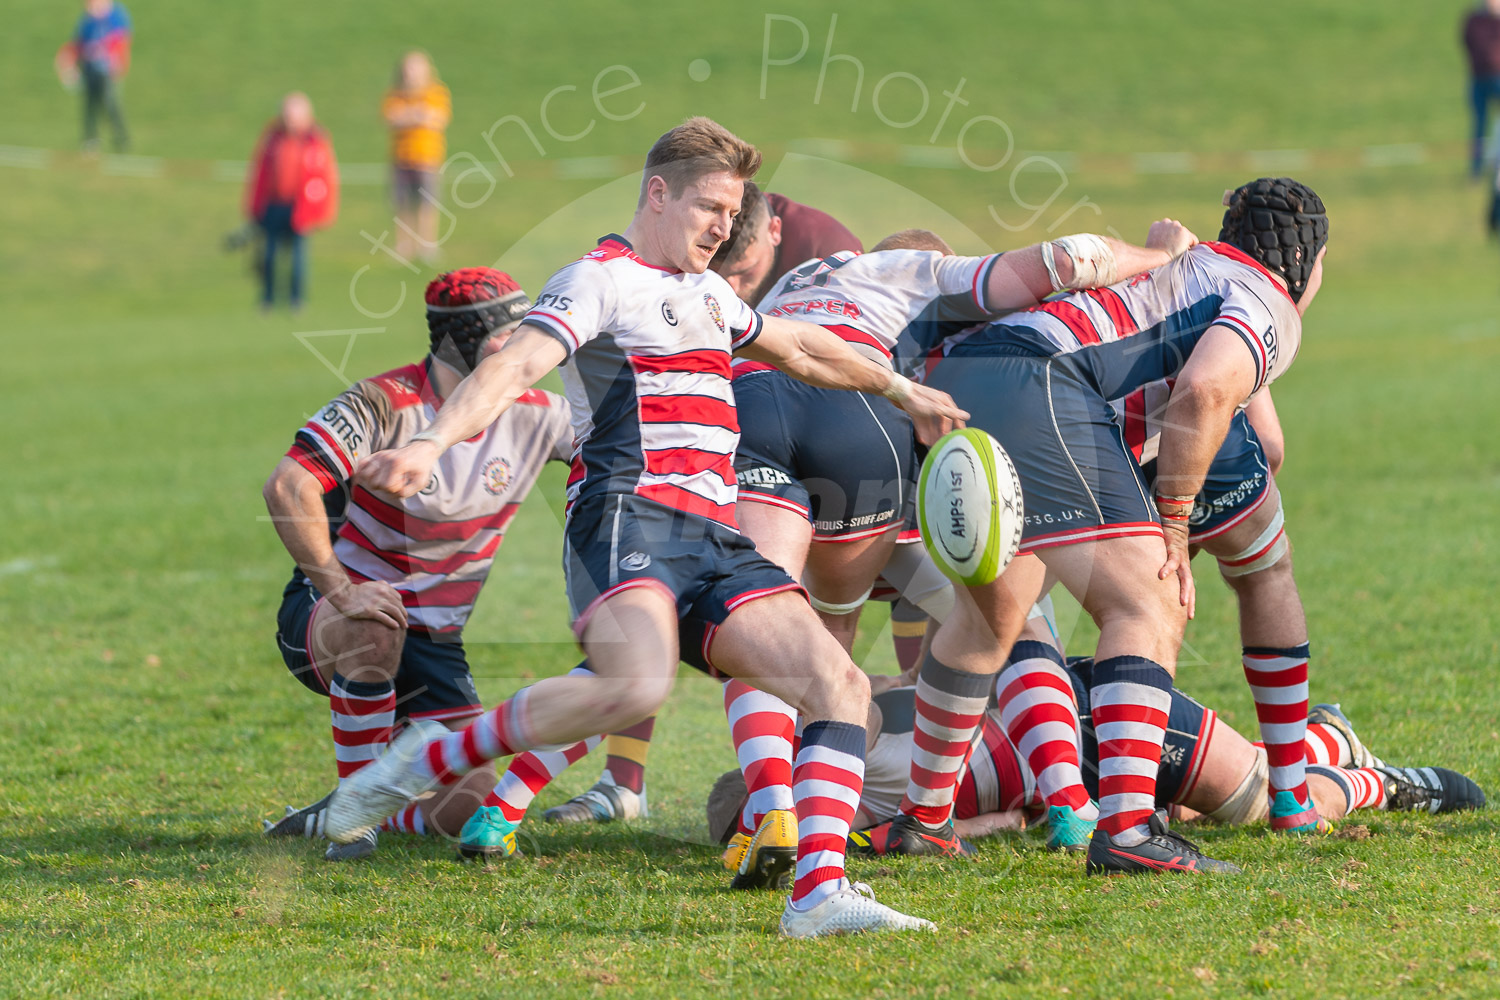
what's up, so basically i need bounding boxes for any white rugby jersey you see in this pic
[939,242,1302,400]
[522,235,763,530]
[746,248,1000,377]
[288,360,572,634]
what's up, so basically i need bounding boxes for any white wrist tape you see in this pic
[408,430,445,446]
[882,373,913,403]
[1046,234,1119,291]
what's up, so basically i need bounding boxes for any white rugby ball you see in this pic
[917,428,1024,586]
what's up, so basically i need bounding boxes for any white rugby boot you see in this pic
[325,719,448,844]
[779,882,937,938]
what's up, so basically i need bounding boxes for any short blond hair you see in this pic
[640,117,761,205]
[871,229,952,254]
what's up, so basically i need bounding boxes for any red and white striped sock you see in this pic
[417,664,596,785]
[899,654,991,829]
[1303,721,1352,766]
[486,735,604,822]
[1344,767,1388,810]
[417,687,539,786]
[380,802,427,835]
[1090,655,1173,846]
[1243,644,1312,805]
[724,679,797,836]
[997,641,1097,820]
[329,673,395,785]
[789,720,865,909]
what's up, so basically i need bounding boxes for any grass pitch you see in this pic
[3,2,1499,997]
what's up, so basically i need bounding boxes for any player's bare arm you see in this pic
[981,221,1198,312]
[354,326,567,498]
[737,314,969,443]
[1244,389,1286,475]
[1152,327,1260,616]
[262,458,407,630]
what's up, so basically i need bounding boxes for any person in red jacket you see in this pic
[246,93,339,310]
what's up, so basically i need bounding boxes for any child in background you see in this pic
[56,0,132,152]
[382,52,451,263]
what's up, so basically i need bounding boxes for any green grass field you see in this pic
[3,1,1499,997]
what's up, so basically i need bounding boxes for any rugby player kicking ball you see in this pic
[325,117,968,938]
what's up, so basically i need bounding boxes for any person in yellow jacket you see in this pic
[382,51,451,262]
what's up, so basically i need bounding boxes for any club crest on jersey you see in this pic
[618,551,651,571]
[703,293,725,333]
[419,474,439,496]
[482,457,512,495]
[661,301,678,326]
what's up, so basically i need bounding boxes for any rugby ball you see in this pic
[917,429,1024,586]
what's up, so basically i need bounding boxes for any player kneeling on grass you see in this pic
[322,117,971,938]
[261,268,571,859]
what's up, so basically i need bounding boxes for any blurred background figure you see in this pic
[1463,0,1500,177]
[382,51,451,263]
[244,93,339,311]
[55,0,132,152]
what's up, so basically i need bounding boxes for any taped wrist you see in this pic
[882,373,913,403]
[1042,234,1118,292]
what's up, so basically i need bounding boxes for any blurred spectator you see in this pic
[55,0,132,152]
[1463,0,1500,176]
[245,93,339,311]
[382,51,451,263]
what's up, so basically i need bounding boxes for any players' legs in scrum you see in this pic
[707,590,873,908]
[802,526,901,653]
[884,553,1043,840]
[1194,476,1319,830]
[1037,534,1186,847]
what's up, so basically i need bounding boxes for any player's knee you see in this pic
[324,620,405,680]
[823,657,870,709]
[602,675,674,728]
[1096,586,1183,636]
[356,621,406,670]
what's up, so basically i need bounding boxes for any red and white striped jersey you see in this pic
[522,235,763,530]
[1113,379,1176,464]
[748,248,1000,375]
[939,242,1302,400]
[860,704,1031,821]
[287,360,572,634]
